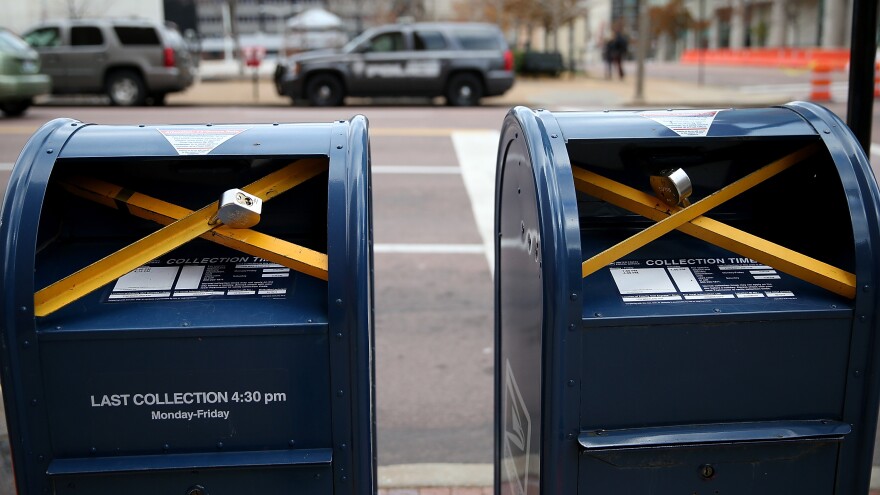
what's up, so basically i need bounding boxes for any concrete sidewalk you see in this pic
[166,70,794,110]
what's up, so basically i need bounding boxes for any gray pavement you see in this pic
[163,68,791,109]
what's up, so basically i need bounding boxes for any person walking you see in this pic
[602,37,613,79]
[609,30,629,80]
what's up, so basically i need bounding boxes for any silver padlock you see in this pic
[650,168,692,207]
[215,188,262,229]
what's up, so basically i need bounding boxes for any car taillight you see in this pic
[504,49,514,71]
[163,47,175,68]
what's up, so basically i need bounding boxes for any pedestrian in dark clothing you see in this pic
[609,32,628,80]
[603,38,613,79]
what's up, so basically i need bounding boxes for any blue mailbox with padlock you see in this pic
[0,117,375,495]
[494,103,880,495]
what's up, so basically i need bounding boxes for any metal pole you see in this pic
[846,0,879,153]
[634,0,649,104]
[698,0,706,86]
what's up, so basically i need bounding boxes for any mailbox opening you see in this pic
[34,155,330,328]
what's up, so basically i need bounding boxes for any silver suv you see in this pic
[23,19,196,106]
[274,22,514,106]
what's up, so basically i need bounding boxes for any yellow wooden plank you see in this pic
[60,176,329,281]
[34,159,328,317]
[572,143,856,299]
[579,143,819,275]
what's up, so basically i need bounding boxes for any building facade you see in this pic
[4,0,163,35]
[675,0,864,59]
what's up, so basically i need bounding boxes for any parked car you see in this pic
[23,19,196,106]
[274,22,514,106]
[0,28,50,116]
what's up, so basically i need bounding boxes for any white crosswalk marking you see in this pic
[374,244,484,254]
[372,165,461,174]
[0,163,13,172]
[452,130,500,274]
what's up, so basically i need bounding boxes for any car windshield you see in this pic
[0,30,33,53]
[341,30,374,53]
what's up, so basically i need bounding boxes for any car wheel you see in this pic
[306,74,344,107]
[446,73,483,107]
[0,99,32,117]
[106,70,146,106]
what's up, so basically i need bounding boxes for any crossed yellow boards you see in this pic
[34,158,330,317]
[35,144,855,317]
[573,143,856,300]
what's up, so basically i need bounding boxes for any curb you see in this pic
[378,463,492,488]
[0,434,13,495]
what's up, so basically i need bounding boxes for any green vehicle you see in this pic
[0,28,50,117]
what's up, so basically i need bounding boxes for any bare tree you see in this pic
[649,0,693,59]
[60,0,110,18]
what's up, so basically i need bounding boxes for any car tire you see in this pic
[306,74,345,107]
[0,99,32,117]
[106,70,146,106]
[446,73,483,107]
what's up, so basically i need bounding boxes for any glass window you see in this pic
[452,29,501,50]
[24,27,61,48]
[0,29,33,51]
[71,26,104,46]
[368,32,405,52]
[114,26,160,45]
[414,30,447,51]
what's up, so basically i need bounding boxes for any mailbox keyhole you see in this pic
[235,192,253,206]
[699,464,716,480]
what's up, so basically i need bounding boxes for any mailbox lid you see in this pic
[57,123,334,158]
[554,107,817,140]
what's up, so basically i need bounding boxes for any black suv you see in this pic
[23,19,196,106]
[274,22,514,106]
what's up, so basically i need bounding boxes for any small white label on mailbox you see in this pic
[158,128,248,155]
[638,109,723,137]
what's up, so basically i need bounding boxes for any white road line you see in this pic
[0,163,13,172]
[372,165,461,174]
[870,144,880,157]
[374,243,484,254]
[452,130,500,274]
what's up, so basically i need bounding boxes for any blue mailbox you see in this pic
[0,117,375,495]
[494,103,880,495]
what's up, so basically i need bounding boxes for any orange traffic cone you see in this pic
[810,64,832,102]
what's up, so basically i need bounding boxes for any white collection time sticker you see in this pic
[607,258,795,304]
[107,256,292,303]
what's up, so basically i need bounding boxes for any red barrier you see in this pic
[680,48,850,70]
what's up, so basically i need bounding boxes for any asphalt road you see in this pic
[2,81,880,471]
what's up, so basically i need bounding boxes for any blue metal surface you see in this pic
[786,101,880,495]
[579,420,851,450]
[494,107,582,495]
[554,107,817,140]
[46,448,332,475]
[0,118,375,495]
[495,103,880,495]
[58,123,334,158]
